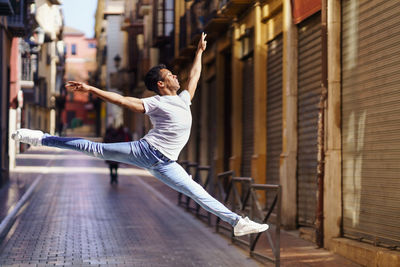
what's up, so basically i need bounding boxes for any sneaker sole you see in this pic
[234,225,269,236]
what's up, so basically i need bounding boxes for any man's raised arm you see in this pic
[66,81,145,113]
[186,32,207,100]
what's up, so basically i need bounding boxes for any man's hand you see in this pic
[198,32,207,52]
[65,81,91,93]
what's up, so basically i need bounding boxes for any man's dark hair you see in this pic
[144,64,166,95]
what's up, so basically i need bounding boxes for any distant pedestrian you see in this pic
[12,33,268,237]
[103,126,122,184]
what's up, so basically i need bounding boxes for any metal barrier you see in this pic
[230,177,255,247]
[214,171,281,266]
[245,184,281,265]
[176,163,281,266]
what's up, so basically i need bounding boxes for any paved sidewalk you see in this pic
[0,147,261,266]
[0,145,361,267]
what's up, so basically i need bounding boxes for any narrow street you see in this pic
[0,147,261,266]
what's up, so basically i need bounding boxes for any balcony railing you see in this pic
[203,0,230,37]
[0,0,13,15]
[177,0,242,60]
[218,0,253,17]
[186,0,231,43]
[7,0,32,37]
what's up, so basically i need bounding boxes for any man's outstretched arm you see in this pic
[66,81,145,113]
[186,32,207,100]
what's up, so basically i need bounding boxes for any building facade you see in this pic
[28,0,64,135]
[0,5,14,185]
[63,26,97,134]
[1,0,65,176]
[170,0,400,266]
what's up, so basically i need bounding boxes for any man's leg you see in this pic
[149,161,269,236]
[149,162,240,226]
[42,135,138,165]
[12,129,153,168]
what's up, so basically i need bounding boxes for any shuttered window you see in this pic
[207,77,217,170]
[342,0,400,247]
[191,84,202,163]
[223,51,232,172]
[266,34,283,206]
[297,12,321,227]
[241,57,254,177]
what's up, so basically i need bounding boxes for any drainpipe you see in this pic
[316,0,328,248]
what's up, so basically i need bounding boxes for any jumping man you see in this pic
[12,33,269,237]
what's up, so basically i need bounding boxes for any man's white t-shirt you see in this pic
[142,90,192,161]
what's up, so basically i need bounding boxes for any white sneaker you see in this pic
[234,217,269,236]
[11,129,44,146]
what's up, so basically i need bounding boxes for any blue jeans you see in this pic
[42,135,241,226]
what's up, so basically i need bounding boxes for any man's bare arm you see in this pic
[66,81,145,113]
[187,32,207,100]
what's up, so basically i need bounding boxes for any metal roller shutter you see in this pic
[223,51,232,172]
[207,78,217,171]
[241,57,254,177]
[342,0,400,247]
[266,34,283,206]
[297,13,321,227]
[192,84,201,163]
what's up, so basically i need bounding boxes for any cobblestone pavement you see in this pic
[0,147,261,267]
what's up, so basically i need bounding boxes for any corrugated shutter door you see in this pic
[207,78,217,169]
[266,34,283,206]
[192,84,201,163]
[297,13,321,227]
[342,0,400,247]
[241,57,254,177]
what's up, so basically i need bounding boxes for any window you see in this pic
[71,44,77,55]
[88,43,96,49]
[154,0,174,38]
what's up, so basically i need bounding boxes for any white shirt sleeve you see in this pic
[142,96,160,114]
[179,90,192,106]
